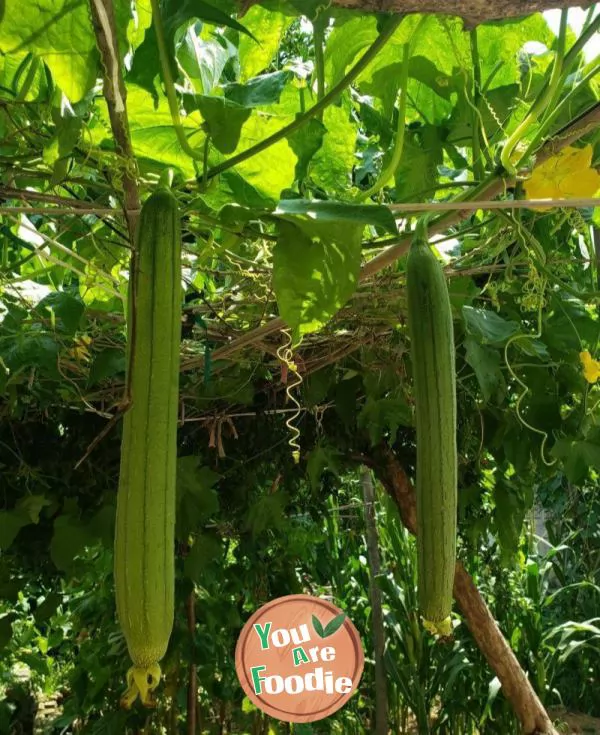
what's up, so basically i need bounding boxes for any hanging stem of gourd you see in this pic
[356,17,427,202]
[500,9,569,175]
[150,0,203,161]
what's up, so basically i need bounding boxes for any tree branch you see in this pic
[287,0,594,28]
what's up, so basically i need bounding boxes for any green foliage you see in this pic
[1,1,600,730]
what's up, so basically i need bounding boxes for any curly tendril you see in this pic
[276,329,303,464]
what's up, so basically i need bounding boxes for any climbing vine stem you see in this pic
[150,0,204,161]
[500,9,569,175]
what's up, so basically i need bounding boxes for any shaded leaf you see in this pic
[463,306,519,345]
[306,444,341,492]
[183,533,223,582]
[88,347,126,386]
[224,71,291,107]
[36,291,84,335]
[196,95,251,154]
[50,514,94,572]
[0,613,17,649]
[464,337,506,404]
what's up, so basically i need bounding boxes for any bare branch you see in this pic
[260,0,594,27]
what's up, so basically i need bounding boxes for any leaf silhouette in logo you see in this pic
[323,613,346,638]
[311,614,325,638]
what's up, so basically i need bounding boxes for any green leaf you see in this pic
[43,113,83,183]
[310,104,357,195]
[18,494,50,523]
[358,396,413,446]
[176,457,220,537]
[394,124,444,201]
[550,438,600,484]
[464,337,506,404]
[0,0,98,102]
[323,613,346,638]
[183,533,223,582]
[195,96,251,154]
[306,444,341,492]
[477,15,553,90]
[224,71,291,107]
[408,56,456,100]
[273,220,361,341]
[180,1,257,39]
[303,367,333,407]
[311,614,325,638]
[130,0,254,99]
[50,515,93,573]
[0,511,27,551]
[178,28,233,95]
[325,15,378,88]
[88,347,126,386]
[36,292,84,335]
[1,331,59,376]
[462,306,520,345]
[0,495,49,551]
[33,591,62,624]
[245,492,288,537]
[95,84,206,177]
[237,6,290,82]
[0,613,17,650]
[493,477,529,562]
[275,199,397,236]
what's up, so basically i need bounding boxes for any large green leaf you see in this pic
[176,457,220,537]
[178,28,234,95]
[50,514,95,572]
[288,118,326,183]
[93,84,205,176]
[237,6,291,82]
[273,219,362,341]
[183,533,223,582]
[35,292,85,335]
[464,337,506,404]
[462,305,520,345]
[311,103,357,195]
[394,124,444,201]
[0,0,136,102]
[224,71,291,108]
[477,15,553,89]
[551,437,600,484]
[196,95,251,154]
[0,0,97,101]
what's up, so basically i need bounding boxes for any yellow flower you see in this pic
[580,350,600,384]
[524,145,600,206]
